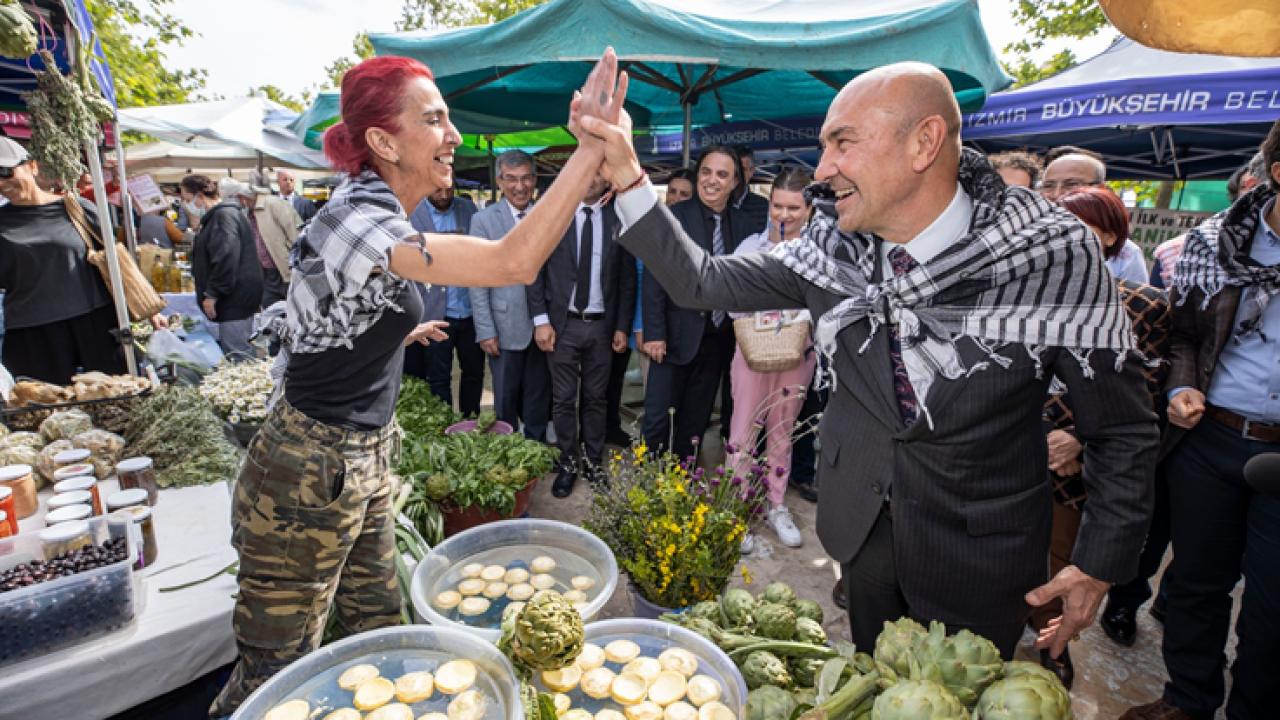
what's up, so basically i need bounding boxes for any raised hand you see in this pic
[569,48,630,143]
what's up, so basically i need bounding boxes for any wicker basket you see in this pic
[733,311,810,373]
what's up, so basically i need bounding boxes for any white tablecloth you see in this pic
[2,481,238,720]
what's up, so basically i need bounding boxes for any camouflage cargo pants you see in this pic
[209,400,403,717]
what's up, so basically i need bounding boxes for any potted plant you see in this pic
[586,442,767,617]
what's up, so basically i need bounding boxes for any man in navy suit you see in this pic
[276,169,317,223]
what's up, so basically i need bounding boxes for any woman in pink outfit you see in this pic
[727,167,816,550]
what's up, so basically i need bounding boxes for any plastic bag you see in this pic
[147,328,222,371]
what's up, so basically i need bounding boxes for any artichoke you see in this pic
[911,622,1003,709]
[795,598,824,624]
[790,657,826,688]
[687,600,722,625]
[975,674,1073,720]
[795,617,828,646]
[747,685,797,720]
[1000,661,1061,686]
[873,679,970,719]
[508,467,530,487]
[485,465,510,487]
[874,618,928,682]
[0,1,37,59]
[501,590,584,672]
[721,587,757,628]
[754,602,797,641]
[761,581,798,608]
[424,473,453,500]
[741,650,794,690]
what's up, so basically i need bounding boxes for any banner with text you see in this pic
[1128,207,1212,256]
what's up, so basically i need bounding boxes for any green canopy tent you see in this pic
[370,0,1010,165]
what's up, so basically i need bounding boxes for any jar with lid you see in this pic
[0,510,11,539]
[52,448,92,470]
[53,475,104,515]
[0,486,16,535]
[0,464,37,519]
[126,506,157,568]
[40,521,92,560]
[53,462,98,484]
[106,488,149,513]
[48,490,97,516]
[45,504,93,527]
[115,457,158,506]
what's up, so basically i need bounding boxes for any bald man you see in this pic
[1040,153,1106,203]
[580,62,1156,660]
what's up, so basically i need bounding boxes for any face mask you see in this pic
[183,200,206,220]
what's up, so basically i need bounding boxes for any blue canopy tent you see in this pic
[370,0,1010,165]
[961,38,1280,180]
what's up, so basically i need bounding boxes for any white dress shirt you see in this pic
[534,199,605,327]
[508,201,531,224]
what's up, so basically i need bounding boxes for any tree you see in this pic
[395,0,544,29]
[323,32,375,89]
[250,85,306,112]
[86,0,205,107]
[1000,0,1110,87]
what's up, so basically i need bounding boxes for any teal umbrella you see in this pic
[372,0,1010,163]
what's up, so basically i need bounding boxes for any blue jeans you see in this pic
[1162,417,1280,719]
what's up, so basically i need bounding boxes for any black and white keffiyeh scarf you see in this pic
[773,149,1136,411]
[1172,185,1280,339]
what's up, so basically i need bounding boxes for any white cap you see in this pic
[0,464,33,482]
[0,137,30,169]
[48,490,93,510]
[106,488,148,510]
[218,177,255,199]
[45,504,93,526]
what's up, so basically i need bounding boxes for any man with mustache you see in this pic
[579,62,1157,659]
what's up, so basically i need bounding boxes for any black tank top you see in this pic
[285,282,422,430]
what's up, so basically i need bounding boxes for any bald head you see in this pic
[833,63,962,147]
[1041,153,1107,202]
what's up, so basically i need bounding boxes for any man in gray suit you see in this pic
[470,150,550,440]
[408,185,484,416]
[579,63,1157,659]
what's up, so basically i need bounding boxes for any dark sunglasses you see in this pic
[0,159,29,179]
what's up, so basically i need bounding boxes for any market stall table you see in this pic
[0,480,238,720]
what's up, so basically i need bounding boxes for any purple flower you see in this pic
[781,387,791,396]
[753,418,766,427]
[774,466,787,477]
[724,443,738,455]
[715,466,726,476]
[692,468,705,481]
[731,476,743,486]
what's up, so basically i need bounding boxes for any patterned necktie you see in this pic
[711,214,726,327]
[517,211,526,220]
[887,246,919,426]
[575,207,594,313]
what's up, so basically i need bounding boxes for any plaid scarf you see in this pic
[774,149,1135,414]
[1171,186,1280,339]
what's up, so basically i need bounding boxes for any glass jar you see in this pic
[45,504,93,527]
[53,475,104,515]
[0,510,10,539]
[53,462,98,484]
[151,261,168,292]
[105,488,149,513]
[39,521,92,560]
[0,486,16,535]
[167,263,183,293]
[0,464,36,519]
[115,457,158,506]
[47,490,96,515]
[53,448,92,469]
[126,506,157,568]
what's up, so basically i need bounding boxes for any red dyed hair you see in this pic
[1059,186,1130,259]
[324,56,436,175]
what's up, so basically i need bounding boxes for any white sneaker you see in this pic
[740,532,756,555]
[768,505,803,548]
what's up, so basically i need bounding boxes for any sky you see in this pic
[162,0,1117,103]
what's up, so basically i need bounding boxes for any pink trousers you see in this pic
[727,348,816,505]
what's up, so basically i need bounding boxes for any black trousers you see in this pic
[1161,418,1280,719]
[549,317,613,471]
[790,372,827,487]
[493,345,551,442]
[642,326,734,461]
[604,346,631,438]
[3,303,125,384]
[843,506,1026,659]
[260,267,288,308]
[404,316,485,417]
[1107,458,1173,612]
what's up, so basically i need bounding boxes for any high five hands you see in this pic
[571,51,644,192]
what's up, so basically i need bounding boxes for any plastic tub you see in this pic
[412,518,618,643]
[536,618,748,717]
[231,625,524,720]
[0,514,137,667]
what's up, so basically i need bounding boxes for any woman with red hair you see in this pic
[210,50,629,715]
[1059,186,1149,283]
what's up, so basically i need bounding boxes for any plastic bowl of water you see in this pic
[231,626,523,719]
[411,518,619,642]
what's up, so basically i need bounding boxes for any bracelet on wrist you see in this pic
[617,171,648,195]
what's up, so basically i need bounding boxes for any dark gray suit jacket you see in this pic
[526,204,636,336]
[618,201,1157,630]
[408,195,478,322]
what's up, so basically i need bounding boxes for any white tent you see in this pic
[118,97,328,169]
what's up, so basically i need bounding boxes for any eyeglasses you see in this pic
[1038,179,1101,193]
[499,174,536,185]
[0,160,29,179]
